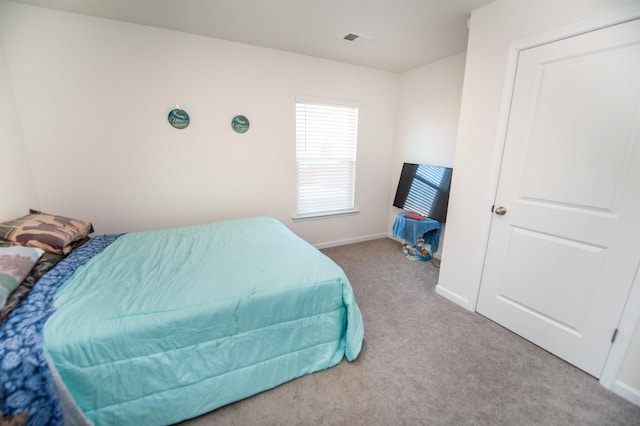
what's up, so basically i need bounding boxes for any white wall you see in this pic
[0,32,38,221]
[0,1,397,245]
[388,52,466,256]
[436,0,640,404]
[392,52,465,169]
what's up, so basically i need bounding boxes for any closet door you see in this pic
[477,18,640,377]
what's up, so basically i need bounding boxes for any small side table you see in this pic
[392,212,441,260]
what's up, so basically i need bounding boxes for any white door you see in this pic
[477,18,640,378]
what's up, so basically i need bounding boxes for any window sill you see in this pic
[291,209,360,222]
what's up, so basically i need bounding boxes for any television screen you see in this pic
[393,163,453,223]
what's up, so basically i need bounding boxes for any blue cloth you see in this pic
[392,211,441,252]
[0,234,121,426]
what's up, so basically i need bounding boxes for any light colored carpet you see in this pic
[179,238,640,425]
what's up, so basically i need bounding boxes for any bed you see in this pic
[0,215,364,425]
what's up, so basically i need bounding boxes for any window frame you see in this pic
[293,95,360,221]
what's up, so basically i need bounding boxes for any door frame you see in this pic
[478,3,640,395]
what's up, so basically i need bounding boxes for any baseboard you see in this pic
[435,285,474,312]
[612,380,640,407]
[314,233,388,249]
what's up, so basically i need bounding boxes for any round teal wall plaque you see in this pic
[168,108,190,129]
[231,115,250,133]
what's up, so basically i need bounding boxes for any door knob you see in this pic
[494,206,507,215]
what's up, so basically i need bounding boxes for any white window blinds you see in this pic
[295,99,359,216]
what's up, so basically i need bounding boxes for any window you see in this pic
[295,97,359,217]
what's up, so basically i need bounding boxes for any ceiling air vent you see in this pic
[342,33,373,44]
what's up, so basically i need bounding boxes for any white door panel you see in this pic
[499,227,604,332]
[478,18,640,378]
[517,43,640,212]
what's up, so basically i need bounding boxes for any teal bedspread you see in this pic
[43,217,364,425]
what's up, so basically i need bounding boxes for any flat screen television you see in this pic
[393,163,453,223]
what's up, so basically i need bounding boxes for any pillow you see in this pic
[0,251,63,326]
[0,246,44,309]
[0,211,94,255]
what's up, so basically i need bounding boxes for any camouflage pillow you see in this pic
[0,246,44,308]
[0,212,94,255]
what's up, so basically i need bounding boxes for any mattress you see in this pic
[42,217,364,425]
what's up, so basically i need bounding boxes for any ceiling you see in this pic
[7,0,495,73]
